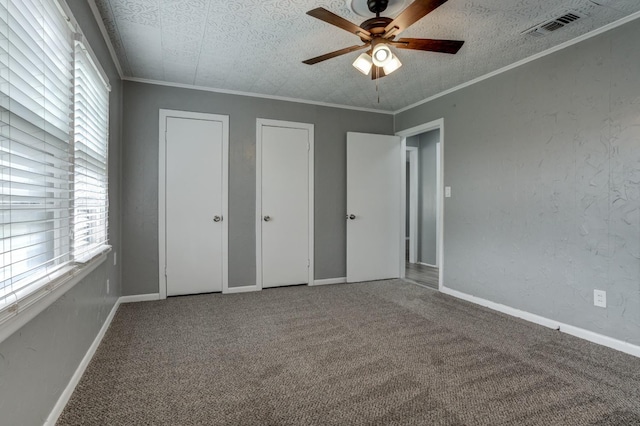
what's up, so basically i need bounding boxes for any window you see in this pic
[73,43,109,262]
[0,0,109,327]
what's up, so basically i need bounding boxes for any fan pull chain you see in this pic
[376,67,380,103]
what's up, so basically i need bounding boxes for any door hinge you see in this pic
[164,266,168,277]
[307,142,310,152]
[307,259,310,267]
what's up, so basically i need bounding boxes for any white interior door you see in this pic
[164,114,227,296]
[258,120,313,288]
[347,132,402,283]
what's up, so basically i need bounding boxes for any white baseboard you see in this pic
[44,298,121,425]
[558,323,640,358]
[313,277,347,286]
[403,278,439,291]
[418,262,438,268]
[224,285,260,294]
[119,293,160,303]
[45,292,162,424]
[441,286,640,358]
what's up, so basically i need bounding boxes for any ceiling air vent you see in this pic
[523,10,588,37]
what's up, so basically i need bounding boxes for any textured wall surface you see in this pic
[418,130,439,266]
[395,19,640,345]
[121,83,394,294]
[0,1,123,424]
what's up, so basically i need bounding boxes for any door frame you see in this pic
[406,146,419,264]
[158,109,230,299]
[256,119,314,291]
[396,118,444,290]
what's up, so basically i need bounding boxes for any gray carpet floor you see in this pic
[58,280,640,425]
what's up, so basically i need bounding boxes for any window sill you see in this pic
[74,245,112,265]
[0,247,112,345]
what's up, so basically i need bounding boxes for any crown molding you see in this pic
[87,0,124,79]
[122,77,395,115]
[394,10,640,115]
[84,3,640,117]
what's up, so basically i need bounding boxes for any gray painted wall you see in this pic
[121,83,394,294]
[418,130,438,266]
[395,19,640,345]
[0,1,122,424]
[406,136,420,148]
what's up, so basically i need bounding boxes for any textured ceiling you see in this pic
[94,0,640,111]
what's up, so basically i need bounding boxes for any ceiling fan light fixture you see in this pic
[382,54,402,74]
[352,52,373,74]
[371,43,392,67]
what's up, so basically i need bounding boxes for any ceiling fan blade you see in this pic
[302,44,370,65]
[307,8,372,41]
[371,65,387,80]
[383,0,449,36]
[392,38,464,54]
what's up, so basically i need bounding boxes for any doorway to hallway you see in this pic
[398,119,444,291]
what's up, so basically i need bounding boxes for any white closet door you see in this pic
[165,116,225,296]
[347,132,402,283]
[258,121,313,288]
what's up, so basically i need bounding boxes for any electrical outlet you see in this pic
[106,279,110,294]
[113,252,117,266]
[594,289,606,308]
[445,186,452,198]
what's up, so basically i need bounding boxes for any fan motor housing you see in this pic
[360,16,393,39]
[367,0,389,14]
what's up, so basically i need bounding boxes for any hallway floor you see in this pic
[405,261,439,289]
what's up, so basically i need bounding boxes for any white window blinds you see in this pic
[73,42,109,261]
[0,0,74,310]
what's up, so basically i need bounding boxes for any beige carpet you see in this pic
[58,280,640,425]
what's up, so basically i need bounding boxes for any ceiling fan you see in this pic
[302,0,464,79]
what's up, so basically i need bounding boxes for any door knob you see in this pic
[347,214,356,220]
[263,215,271,222]
[213,215,222,222]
